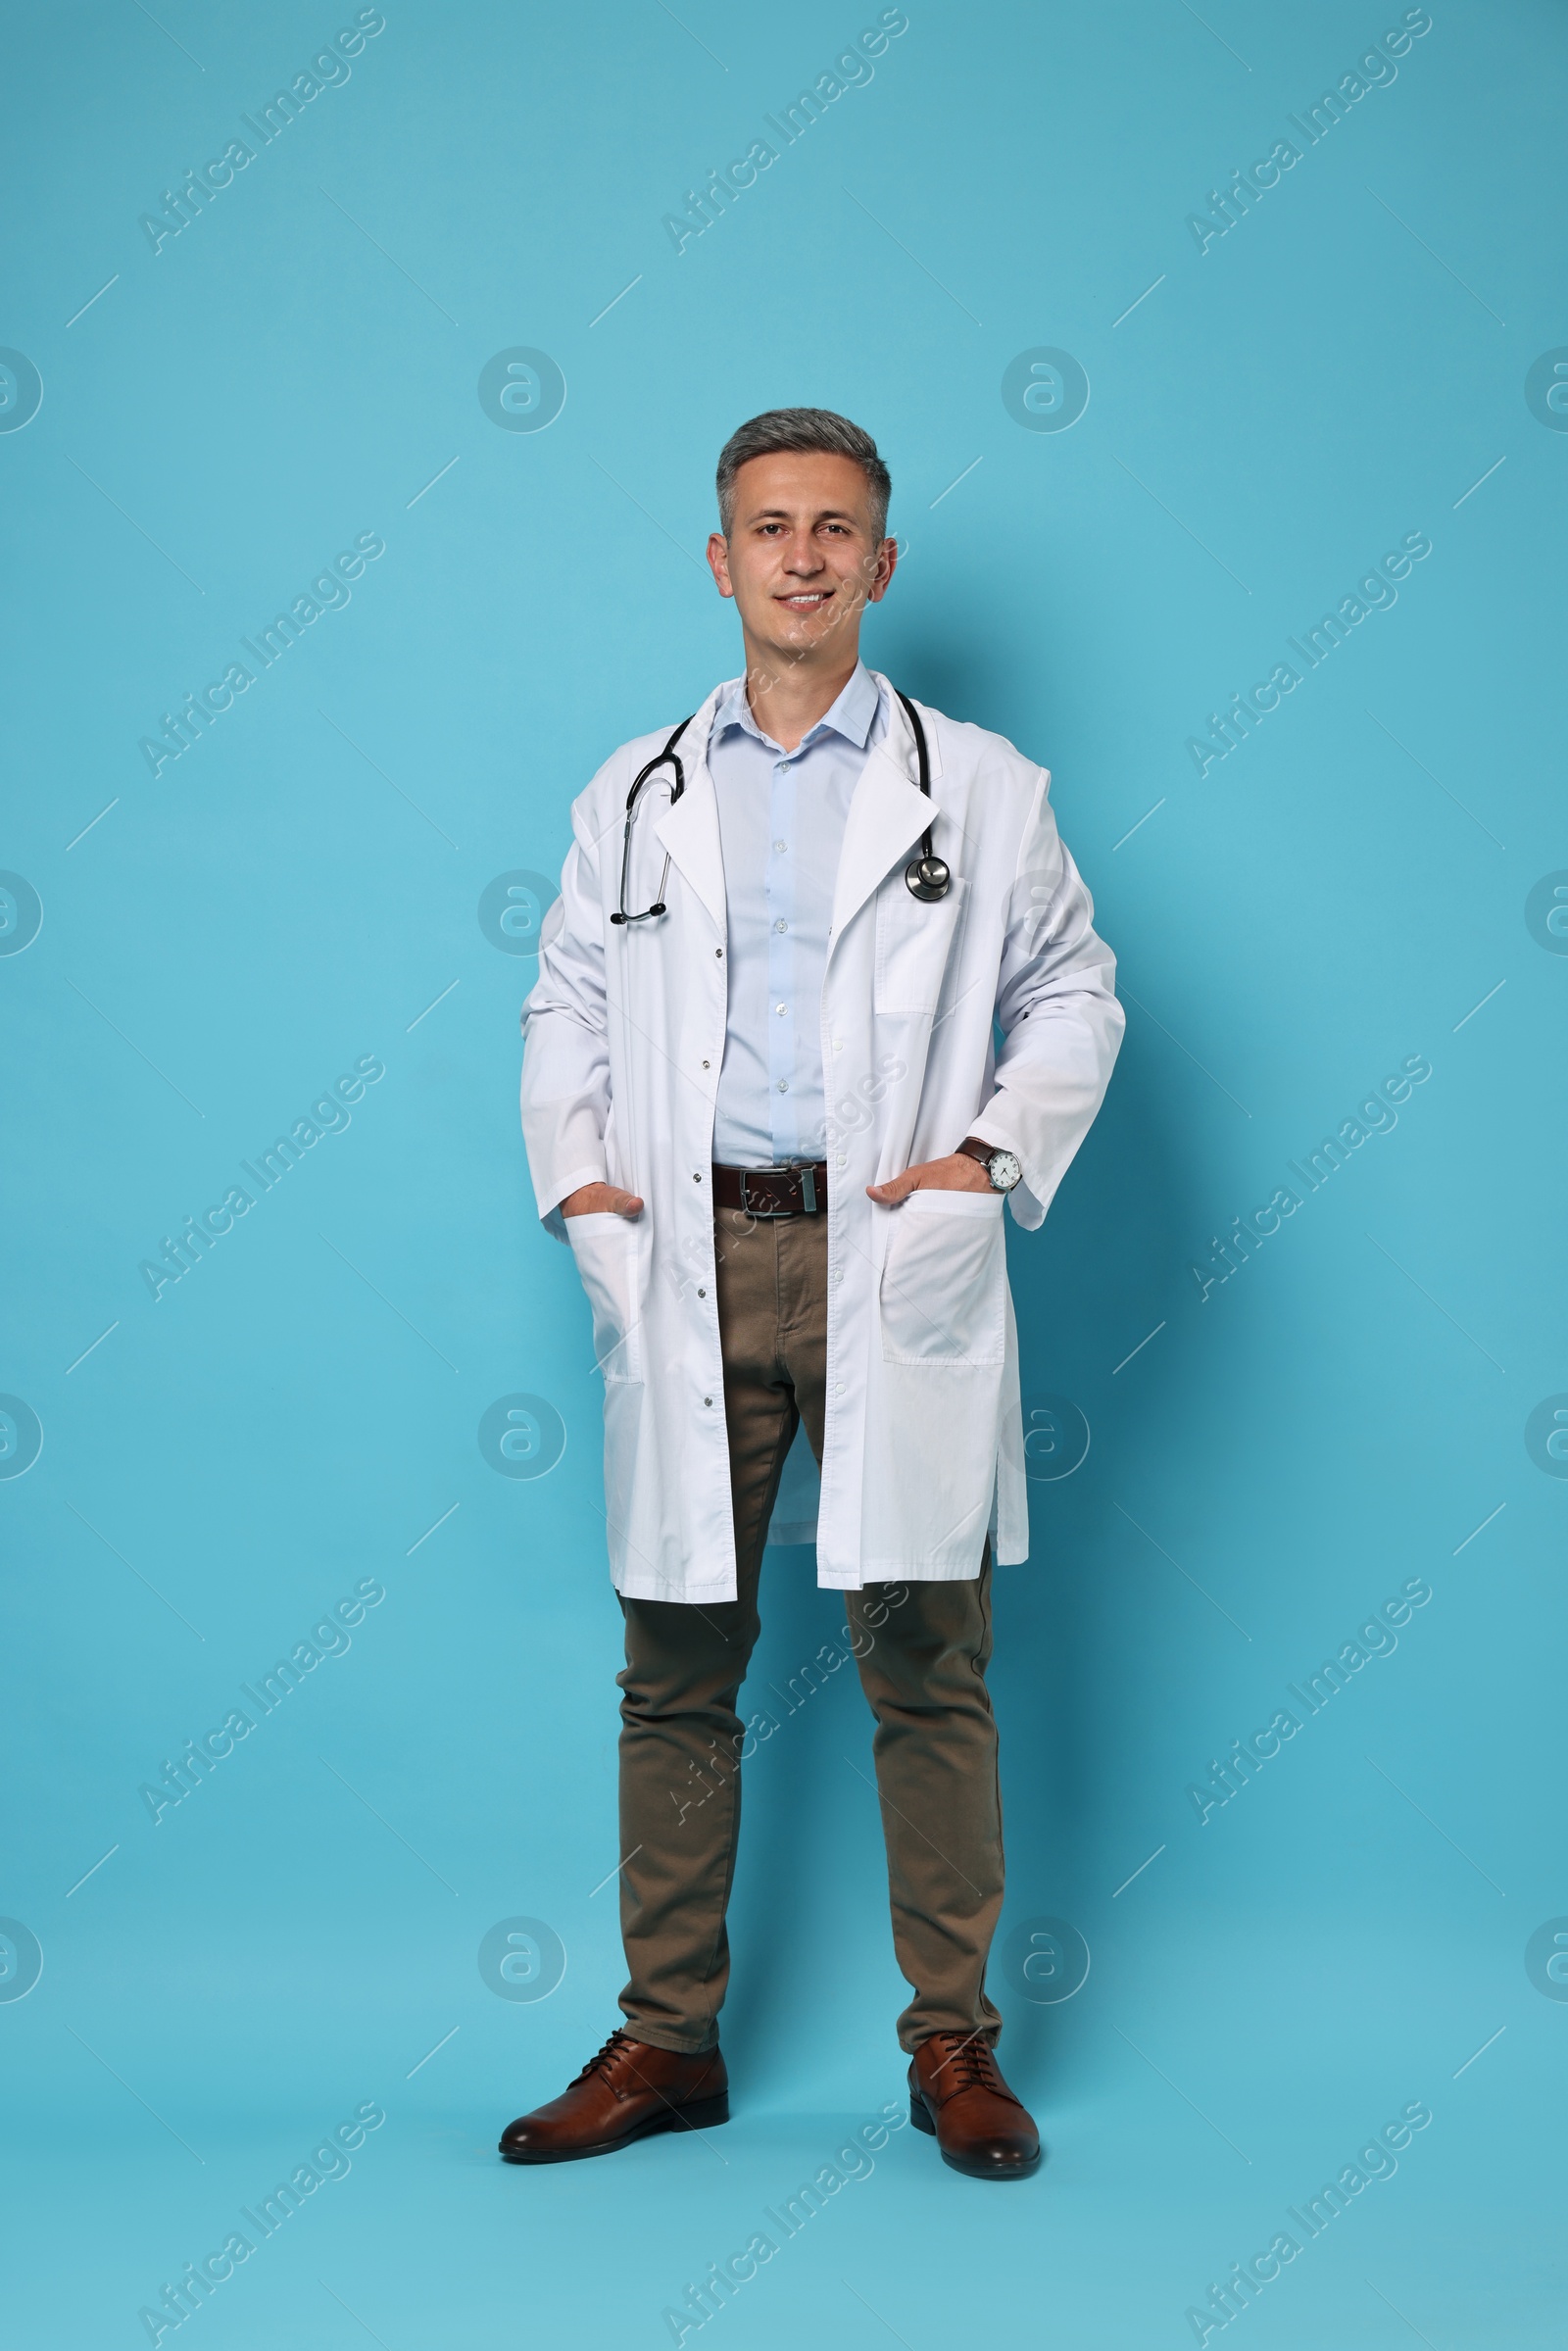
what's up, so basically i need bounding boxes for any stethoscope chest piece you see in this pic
[895,690,951,903]
[905,851,951,903]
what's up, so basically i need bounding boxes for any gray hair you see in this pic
[715,408,891,540]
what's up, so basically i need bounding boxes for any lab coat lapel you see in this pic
[652,690,727,936]
[829,679,942,946]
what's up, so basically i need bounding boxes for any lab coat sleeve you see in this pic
[964,768,1125,1231]
[519,807,612,1240]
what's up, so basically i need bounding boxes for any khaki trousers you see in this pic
[615,1202,1005,2055]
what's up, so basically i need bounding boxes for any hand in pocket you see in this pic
[562,1182,643,1218]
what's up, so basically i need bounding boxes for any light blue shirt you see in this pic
[709,662,887,1167]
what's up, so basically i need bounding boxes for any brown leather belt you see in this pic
[711,1161,828,1217]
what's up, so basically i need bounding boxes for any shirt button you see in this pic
[775,1003,786,1016]
[776,1080,789,1093]
[698,1287,707,1298]
[774,918,787,934]
[704,1396,713,1405]
[835,1383,845,1397]
[832,1040,843,1053]
[773,839,787,854]
[836,1153,847,1168]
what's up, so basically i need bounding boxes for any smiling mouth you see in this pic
[776,590,832,611]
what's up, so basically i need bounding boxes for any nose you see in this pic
[782,531,824,575]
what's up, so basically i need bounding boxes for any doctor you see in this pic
[505,409,1123,2180]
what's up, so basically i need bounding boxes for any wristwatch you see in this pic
[958,1137,1023,1194]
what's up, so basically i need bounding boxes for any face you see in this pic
[707,451,896,671]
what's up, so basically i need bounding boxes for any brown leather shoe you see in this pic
[908,2031,1042,2180]
[499,2030,729,2164]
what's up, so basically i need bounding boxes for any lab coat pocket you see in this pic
[565,1212,646,1383]
[874,874,967,1014]
[879,1188,1006,1365]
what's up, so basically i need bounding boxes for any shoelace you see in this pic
[574,2030,640,2085]
[928,2031,1004,2096]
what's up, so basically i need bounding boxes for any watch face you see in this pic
[989,1151,1023,1192]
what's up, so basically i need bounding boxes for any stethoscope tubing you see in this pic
[612,685,947,927]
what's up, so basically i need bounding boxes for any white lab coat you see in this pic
[519,674,1123,1602]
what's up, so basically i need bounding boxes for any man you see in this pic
[506,409,1123,2179]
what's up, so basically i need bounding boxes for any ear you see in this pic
[707,532,734,598]
[864,535,899,606]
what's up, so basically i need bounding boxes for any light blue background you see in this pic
[3,2,1565,2343]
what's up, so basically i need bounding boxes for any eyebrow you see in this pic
[746,506,859,524]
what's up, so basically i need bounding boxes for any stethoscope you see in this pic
[611,688,950,926]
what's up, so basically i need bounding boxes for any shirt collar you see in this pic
[713,661,881,756]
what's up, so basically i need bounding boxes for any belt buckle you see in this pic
[734,1164,819,1217]
[738,1168,783,1219]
